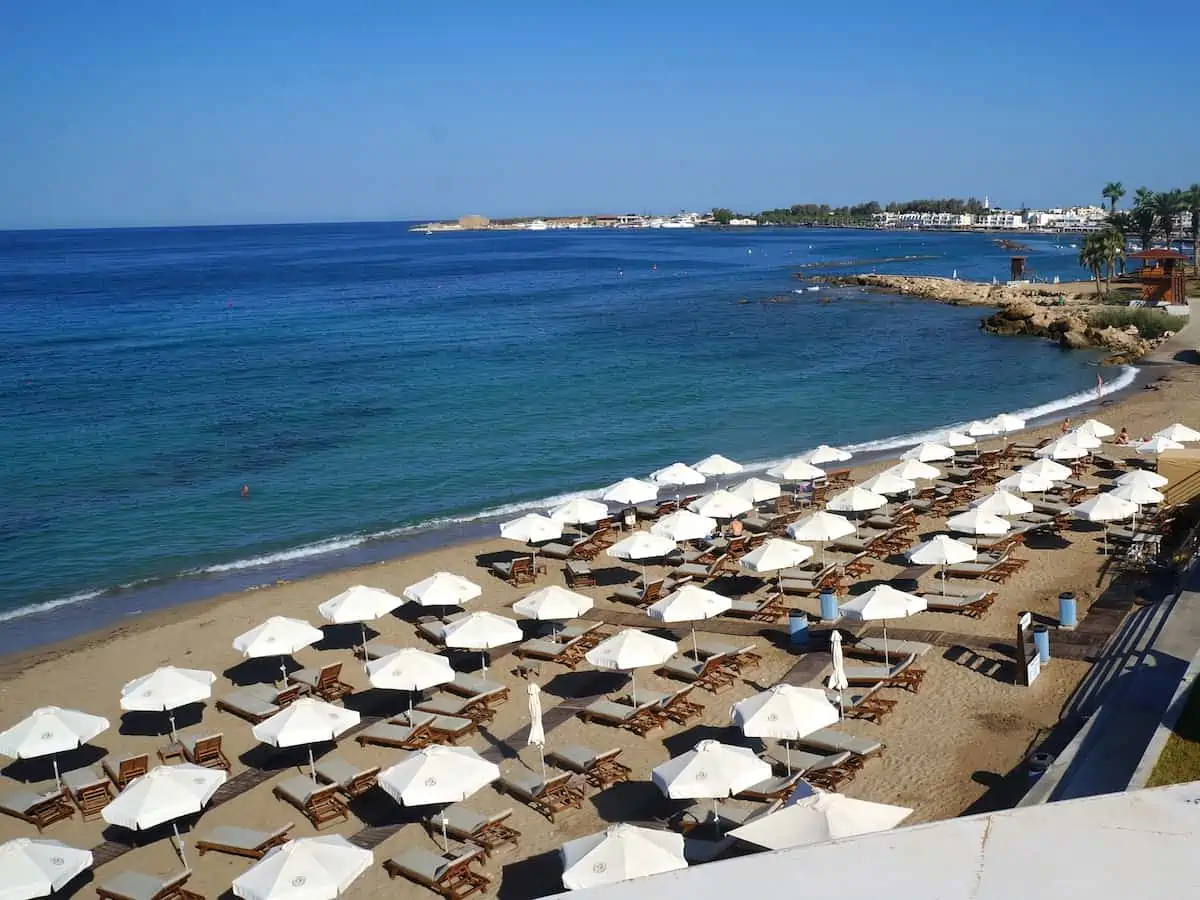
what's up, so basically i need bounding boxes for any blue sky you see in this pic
[1,1,1196,229]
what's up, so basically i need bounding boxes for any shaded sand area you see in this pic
[2,364,1199,899]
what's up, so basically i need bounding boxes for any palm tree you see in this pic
[1186,183,1200,270]
[1102,182,1125,213]
[1134,186,1155,209]
[1097,227,1125,293]
[1108,212,1132,274]
[1153,190,1185,251]
[1129,204,1158,252]
[1079,232,1107,295]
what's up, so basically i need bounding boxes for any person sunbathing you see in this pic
[1115,427,1130,445]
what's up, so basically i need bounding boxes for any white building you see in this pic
[1028,206,1108,231]
[976,211,1027,229]
[872,211,973,228]
[728,217,759,226]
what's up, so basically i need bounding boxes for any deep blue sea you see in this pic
[0,223,1133,649]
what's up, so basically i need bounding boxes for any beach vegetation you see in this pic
[1129,202,1158,253]
[1146,681,1200,787]
[710,207,735,225]
[1185,184,1200,270]
[1102,181,1125,212]
[1088,306,1175,339]
[1078,229,1123,294]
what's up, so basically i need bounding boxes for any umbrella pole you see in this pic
[280,657,289,685]
[443,814,450,852]
[168,710,178,742]
[308,745,316,777]
[713,798,722,835]
[631,674,638,708]
[883,622,890,667]
[52,756,61,789]
[173,822,186,865]
[539,745,546,780]
[361,624,369,671]
[786,742,792,775]
[838,690,845,719]
[481,651,488,679]
[941,564,947,598]
[692,624,699,661]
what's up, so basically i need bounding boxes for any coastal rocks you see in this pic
[979,303,1157,362]
[814,273,1096,309]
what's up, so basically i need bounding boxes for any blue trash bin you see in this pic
[1033,624,1050,663]
[789,611,809,647]
[819,590,840,622]
[1058,592,1077,630]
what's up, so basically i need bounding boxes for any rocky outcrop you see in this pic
[979,299,1161,363]
[813,273,1096,308]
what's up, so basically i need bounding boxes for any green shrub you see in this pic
[1088,306,1176,339]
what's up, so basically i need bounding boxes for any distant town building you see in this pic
[975,211,1027,229]
[728,217,758,226]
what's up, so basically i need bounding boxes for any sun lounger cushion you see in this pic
[852,637,932,658]
[797,727,882,757]
[518,637,572,659]
[659,657,706,680]
[922,593,988,610]
[96,870,190,900]
[0,786,64,818]
[200,824,288,853]
[357,722,425,746]
[548,744,607,771]
[361,640,403,660]
[611,585,648,603]
[429,804,511,838]
[451,673,506,697]
[739,771,805,797]
[417,621,447,644]
[582,699,637,722]
[275,776,328,808]
[500,770,557,800]
[555,622,599,640]
[314,756,371,789]
[388,846,485,884]
[62,765,108,794]
[217,689,279,720]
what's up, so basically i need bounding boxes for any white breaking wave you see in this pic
[0,589,103,623]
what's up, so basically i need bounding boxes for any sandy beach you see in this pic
[3,360,1199,899]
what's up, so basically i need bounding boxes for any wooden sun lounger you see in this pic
[847,637,932,661]
[313,755,380,798]
[728,593,786,622]
[654,685,706,726]
[515,635,585,668]
[736,769,808,802]
[835,684,898,724]
[658,654,736,693]
[753,749,861,793]
[103,753,151,790]
[491,555,537,585]
[61,766,114,820]
[273,776,350,829]
[578,696,665,736]
[428,805,521,857]
[291,662,353,702]
[497,770,587,822]
[635,499,677,521]
[795,727,884,758]
[356,720,435,750]
[921,591,997,618]
[216,684,303,723]
[1,782,75,831]
[842,655,925,693]
[416,691,496,726]
[610,578,666,608]
[356,638,403,661]
[447,672,511,706]
[95,869,203,900]
[180,733,231,771]
[670,554,732,583]
[384,845,490,900]
[547,745,632,790]
[692,637,762,671]
[196,822,294,859]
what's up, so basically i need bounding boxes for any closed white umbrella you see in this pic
[252,698,360,774]
[379,745,501,849]
[232,835,373,900]
[120,667,216,739]
[602,478,658,506]
[585,630,677,707]
[739,539,813,592]
[512,585,594,625]
[1021,458,1072,482]
[548,498,610,532]
[884,459,941,482]
[729,477,781,505]
[839,585,926,664]
[606,531,678,581]
[560,824,686,891]
[403,572,482,609]
[828,630,849,717]
[693,454,744,479]
[1116,469,1168,490]
[946,508,1011,546]
[787,511,855,564]
[971,490,1034,517]
[102,764,226,862]
[1072,493,1137,555]
[648,584,733,658]
[527,683,546,779]
[0,838,93,900]
[729,789,912,850]
[940,431,975,448]
[442,612,523,677]
[1154,423,1200,443]
[731,685,839,773]
[989,413,1027,436]
[800,445,852,465]
[651,510,717,543]
[766,458,825,483]
[652,740,771,833]
[1068,428,1102,451]
[0,708,109,787]
[858,472,916,497]
[1137,436,1184,457]
[1035,436,1088,461]
[901,442,954,462]
[688,490,753,520]
[996,471,1055,495]
[499,513,563,545]
[233,617,324,684]
[908,534,976,596]
[317,586,407,662]
[1078,419,1116,439]
[366,648,454,709]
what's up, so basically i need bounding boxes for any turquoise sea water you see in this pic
[0,224,1129,649]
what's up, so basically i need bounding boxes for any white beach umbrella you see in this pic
[585,630,677,706]
[800,445,852,465]
[1078,419,1116,439]
[908,534,976,596]
[1035,436,1089,461]
[652,740,771,832]
[548,498,609,529]
[648,585,733,658]
[885,459,941,482]
[650,462,706,489]
[232,835,373,900]
[500,513,563,545]
[527,683,546,779]
[651,510,717,543]
[1136,436,1184,457]
[1021,458,1073,482]
[602,478,658,507]
[1154,423,1200,443]
[560,824,686,891]
[366,648,454,705]
[964,420,997,438]
[1072,494,1137,555]
[730,476,782,505]
[971,490,1034,517]
[946,509,1011,545]
[0,838,93,900]
[252,698,360,774]
[102,763,226,862]
[607,531,678,580]
[442,612,523,677]
[901,442,955,462]
[688,490,753,520]
[940,431,975,448]
[828,630,849,716]
[1116,469,1168,490]
[693,454,744,478]
[318,585,407,659]
[120,667,216,739]
[839,585,926,664]
[739,539,813,576]
[997,471,1055,495]
[1110,482,1164,507]
[233,617,324,683]
[858,472,916,497]
[379,745,501,849]
[729,789,912,850]
[1068,428,1102,451]
[825,487,887,524]
[402,572,482,608]
[788,511,855,564]
[989,413,1027,436]
[766,458,825,483]
[0,707,110,787]
[731,685,839,773]
[512,585,594,624]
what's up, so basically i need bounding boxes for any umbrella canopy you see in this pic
[839,585,926,623]
[606,532,677,562]
[102,764,226,830]
[765,458,825,482]
[367,648,454,692]
[1116,469,1168,490]
[651,510,717,543]
[688,490,753,519]
[787,511,855,543]
[120,668,215,713]
[963,420,997,437]
[946,509,1011,537]
[901,442,955,462]
[1021,458,1072,481]
[378,745,499,807]
[908,535,976,567]
[252,698,360,750]
[1137,436,1184,456]
[0,838,93,900]
[602,478,658,506]
[442,612,523,650]
[0,707,109,764]
[693,454,744,477]
[232,835,373,900]
[652,740,771,800]
[940,431,975,448]
[650,462,705,487]
[560,824,687,891]
[884,459,941,481]
[402,572,482,608]
[648,585,732,624]
[739,539,813,574]
[548,498,610,526]
[1067,428,1102,450]
[1034,436,1089,460]
[499,514,563,544]
[989,413,1027,434]
[317,585,406,625]
[729,789,912,850]
[1110,483,1164,506]
[1154,423,1200,443]
[828,630,849,696]
[512,586,594,621]
[1073,494,1137,522]
[731,685,839,740]
[729,477,782,504]
[585,630,677,672]
[1078,419,1116,439]
[233,617,323,660]
[825,486,887,514]
[996,471,1055,494]
[971,490,1034,517]
[858,472,916,497]
[800,445,852,465]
